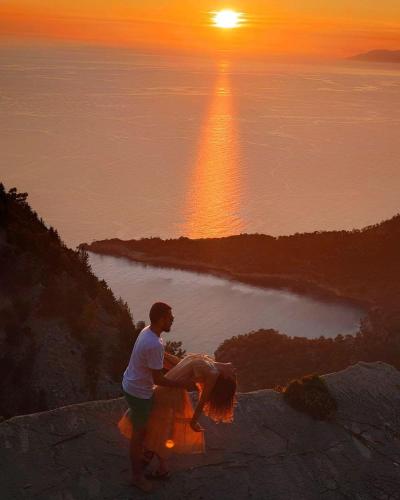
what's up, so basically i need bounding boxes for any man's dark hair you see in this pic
[149,302,172,323]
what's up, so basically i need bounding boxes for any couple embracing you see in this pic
[118,302,237,492]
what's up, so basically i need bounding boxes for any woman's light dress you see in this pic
[118,354,219,457]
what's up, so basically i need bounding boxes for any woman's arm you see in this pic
[190,371,218,431]
[163,351,181,369]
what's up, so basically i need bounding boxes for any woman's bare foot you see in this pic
[131,475,153,493]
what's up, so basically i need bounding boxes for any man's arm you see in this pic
[151,369,192,389]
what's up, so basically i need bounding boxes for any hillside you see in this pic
[1,362,400,499]
[0,185,142,419]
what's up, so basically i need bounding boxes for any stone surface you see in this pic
[1,362,400,499]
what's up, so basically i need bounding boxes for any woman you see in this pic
[118,352,236,477]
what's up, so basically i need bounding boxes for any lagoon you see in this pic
[89,253,364,353]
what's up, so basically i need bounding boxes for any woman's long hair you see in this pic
[200,374,237,423]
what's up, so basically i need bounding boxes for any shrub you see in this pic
[281,374,337,420]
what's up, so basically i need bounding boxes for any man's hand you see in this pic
[152,369,196,391]
[152,369,182,388]
[190,419,204,432]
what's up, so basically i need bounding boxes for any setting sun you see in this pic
[213,9,241,29]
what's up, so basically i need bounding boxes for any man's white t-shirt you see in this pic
[122,326,164,399]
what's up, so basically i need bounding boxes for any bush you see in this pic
[281,374,337,420]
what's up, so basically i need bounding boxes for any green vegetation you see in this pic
[215,323,400,391]
[165,340,186,358]
[280,374,337,420]
[3,181,398,415]
[0,184,142,417]
[86,216,400,313]
[86,213,400,391]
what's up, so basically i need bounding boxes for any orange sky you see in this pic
[1,1,399,57]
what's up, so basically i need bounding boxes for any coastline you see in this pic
[82,241,371,314]
[79,227,399,393]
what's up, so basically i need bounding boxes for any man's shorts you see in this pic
[123,391,154,429]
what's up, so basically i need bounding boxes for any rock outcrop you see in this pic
[1,362,400,499]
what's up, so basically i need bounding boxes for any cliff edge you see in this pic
[1,362,400,499]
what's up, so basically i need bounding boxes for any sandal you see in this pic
[131,476,153,493]
[145,469,171,481]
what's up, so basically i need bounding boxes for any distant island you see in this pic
[349,49,400,63]
[82,215,400,390]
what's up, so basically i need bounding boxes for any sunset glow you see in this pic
[213,10,241,29]
[0,1,399,57]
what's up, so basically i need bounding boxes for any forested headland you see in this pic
[84,215,400,389]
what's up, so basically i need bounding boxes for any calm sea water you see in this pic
[1,45,399,247]
[1,45,377,349]
[89,253,363,353]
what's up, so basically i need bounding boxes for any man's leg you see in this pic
[156,454,169,476]
[130,426,152,492]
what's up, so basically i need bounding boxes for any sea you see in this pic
[1,44,398,351]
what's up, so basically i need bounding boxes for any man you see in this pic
[122,302,189,492]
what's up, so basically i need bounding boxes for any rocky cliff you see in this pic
[1,362,400,499]
[0,185,140,418]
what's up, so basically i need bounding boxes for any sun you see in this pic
[213,9,241,29]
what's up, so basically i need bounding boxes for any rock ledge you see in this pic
[1,361,400,499]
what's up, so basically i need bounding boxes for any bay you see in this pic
[89,253,364,353]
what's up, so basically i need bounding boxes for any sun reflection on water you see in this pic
[183,64,244,239]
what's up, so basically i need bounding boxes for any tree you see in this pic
[165,340,186,358]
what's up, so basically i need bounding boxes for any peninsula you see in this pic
[82,215,400,389]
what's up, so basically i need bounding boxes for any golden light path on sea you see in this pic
[183,63,244,238]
